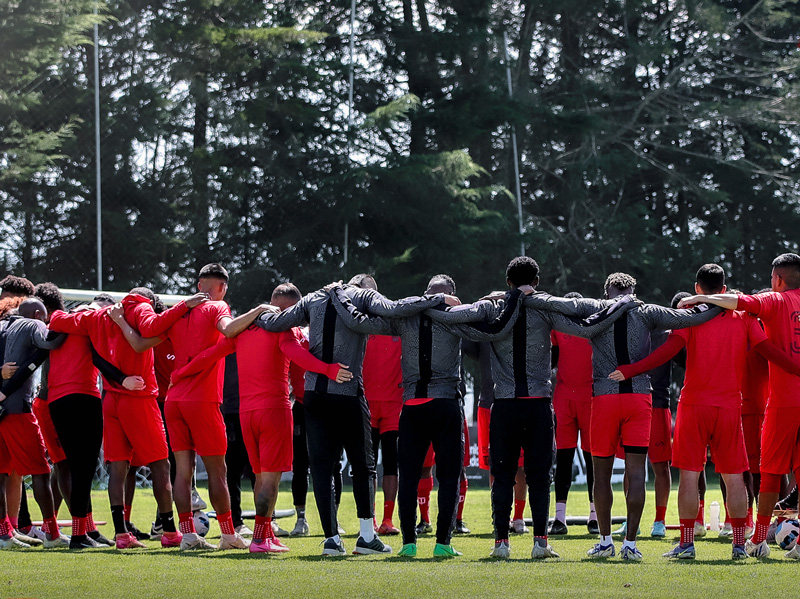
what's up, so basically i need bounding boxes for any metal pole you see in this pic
[343,0,356,265]
[94,13,102,290]
[504,31,525,256]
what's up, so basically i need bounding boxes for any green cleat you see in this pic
[433,543,462,558]
[398,543,417,557]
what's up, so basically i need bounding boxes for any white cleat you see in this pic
[490,540,510,558]
[235,524,253,537]
[290,518,310,536]
[694,522,707,538]
[26,526,48,542]
[180,532,217,550]
[43,534,70,549]
[0,535,31,549]
[13,530,42,546]
[512,519,529,535]
[531,542,560,559]
[219,532,250,550]
[745,539,770,558]
[785,545,800,560]
[271,520,289,537]
[719,522,733,537]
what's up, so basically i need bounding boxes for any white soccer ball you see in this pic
[193,511,210,537]
[776,519,800,550]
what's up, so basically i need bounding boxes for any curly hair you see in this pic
[34,282,65,314]
[0,275,34,297]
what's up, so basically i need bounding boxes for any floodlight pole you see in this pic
[504,31,525,257]
[343,0,356,265]
[94,11,103,290]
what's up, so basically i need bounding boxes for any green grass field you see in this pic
[2,481,786,598]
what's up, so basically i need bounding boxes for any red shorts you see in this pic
[672,404,748,474]
[0,413,51,475]
[369,400,401,434]
[648,407,673,464]
[741,412,764,474]
[590,393,652,458]
[554,396,592,452]
[164,400,226,457]
[33,398,65,464]
[103,391,169,465]
[241,408,293,473]
[422,418,472,469]
[477,406,490,470]
[760,406,800,476]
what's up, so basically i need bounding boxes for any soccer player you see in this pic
[0,298,66,549]
[330,274,525,557]
[678,253,800,558]
[118,264,266,550]
[609,264,784,560]
[256,281,447,555]
[549,293,597,536]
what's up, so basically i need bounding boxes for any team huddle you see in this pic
[1,252,800,561]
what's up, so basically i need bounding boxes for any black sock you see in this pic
[111,505,126,535]
[161,511,176,533]
[154,510,162,528]
[297,508,306,520]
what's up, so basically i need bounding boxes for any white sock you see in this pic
[589,502,597,521]
[359,518,375,542]
[601,535,613,545]
[332,534,341,544]
[555,502,567,523]
[623,539,636,550]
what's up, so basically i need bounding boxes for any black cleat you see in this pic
[88,530,114,547]
[454,520,471,535]
[125,521,150,541]
[548,519,568,536]
[777,487,799,511]
[415,520,432,535]
[69,535,96,550]
[587,520,600,535]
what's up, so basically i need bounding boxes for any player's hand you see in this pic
[677,295,703,309]
[608,369,626,382]
[518,285,535,296]
[2,362,17,380]
[0,393,5,402]
[323,281,343,292]
[444,295,461,307]
[335,364,353,384]
[74,304,94,313]
[480,291,506,301]
[185,293,209,308]
[108,303,126,323]
[122,375,146,391]
[260,304,280,314]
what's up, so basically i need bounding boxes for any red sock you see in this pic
[124,504,132,522]
[731,517,747,546]
[42,516,59,538]
[417,477,433,523]
[87,512,97,533]
[695,500,705,524]
[9,516,18,529]
[654,505,667,523]
[218,511,235,536]
[72,516,87,537]
[680,518,695,545]
[513,499,526,521]
[752,514,771,544]
[457,479,468,519]
[253,515,268,543]
[179,512,196,535]
[0,517,10,537]
[383,500,395,523]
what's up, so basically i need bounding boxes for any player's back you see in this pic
[552,331,593,392]
[362,334,402,403]
[235,325,295,411]
[47,333,99,402]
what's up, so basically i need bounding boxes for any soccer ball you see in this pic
[193,511,210,537]
[776,519,800,550]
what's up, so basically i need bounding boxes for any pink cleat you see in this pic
[249,537,290,553]
[161,531,183,548]
[115,533,146,549]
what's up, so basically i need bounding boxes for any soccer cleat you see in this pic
[746,524,754,538]
[719,522,733,537]
[732,544,749,560]
[612,522,641,537]
[531,541,560,559]
[290,518,310,537]
[0,535,30,549]
[512,519,529,535]
[777,487,799,511]
[434,543,462,557]
[69,536,96,550]
[377,520,400,536]
[250,538,290,553]
[587,520,600,535]
[271,520,289,537]
[219,532,250,550]
[26,525,48,542]
[13,530,42,546]
[353,535,392,554]
[322,537,346,556]
[620,545,643,561]
[125,521,150,541]
[180,533,217,550]
[150,521,163,541]
[115,532,146,549]
[663,543,695,559]
[190,490,207,512]
[415,520,432,535]
[651,521,666,538]
[337,524,346,535]
[88,530,114,547]
[398,543,417,557]
[587,542,615,558]
[766,520,778,544]
[548,519,568,536]
[235,524,253,537]
[490,539,510,558]
[160,532,183,548]
[694,521,707,538]
[745,539,770,558]
[454,519,471,535]
[785,544,800,560]
[43,534,70,549]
